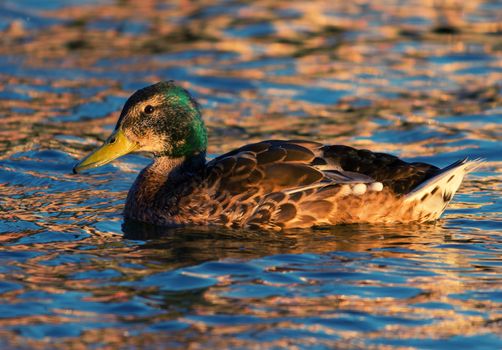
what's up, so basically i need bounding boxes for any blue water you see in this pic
[0,0,501,348]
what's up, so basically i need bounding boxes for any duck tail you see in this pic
[403,158,484,221]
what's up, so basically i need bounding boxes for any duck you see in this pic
[73,81,482,230]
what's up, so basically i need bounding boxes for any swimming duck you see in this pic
[73,81,481,230]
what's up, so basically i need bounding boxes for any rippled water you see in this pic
[0,0,501,348]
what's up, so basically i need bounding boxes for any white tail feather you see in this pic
[404,158,484,221]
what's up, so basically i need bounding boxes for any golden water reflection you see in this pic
[0,0,501,348]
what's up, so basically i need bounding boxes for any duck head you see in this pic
[73,81,207,173]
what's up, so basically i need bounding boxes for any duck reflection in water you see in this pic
[122,218,452,266]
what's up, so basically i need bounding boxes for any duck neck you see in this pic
[148,152,205,181]
[124,152,206,222]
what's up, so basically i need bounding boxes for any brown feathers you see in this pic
[124,140,450,229]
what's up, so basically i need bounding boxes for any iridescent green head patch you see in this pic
[115,81,207,158]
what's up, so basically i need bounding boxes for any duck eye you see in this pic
[144,105,154,114]
[109,136,117,144]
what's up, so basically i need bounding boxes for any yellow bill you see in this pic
[73,129,139,173]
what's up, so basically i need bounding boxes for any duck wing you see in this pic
[206,140,324,194]
[320,145,440,194]
[203,140,440,228]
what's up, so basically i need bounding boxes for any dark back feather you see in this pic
[320,145,439,194]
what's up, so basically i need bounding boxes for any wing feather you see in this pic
[202,140,442,227]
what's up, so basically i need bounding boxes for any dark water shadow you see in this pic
[122,219,450,266]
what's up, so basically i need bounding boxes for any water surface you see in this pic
[0,0,501,348]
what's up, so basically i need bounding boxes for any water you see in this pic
[0,0,501,348]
